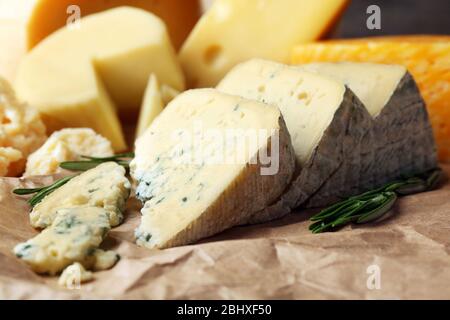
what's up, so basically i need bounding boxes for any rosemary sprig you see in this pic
[59,152,134,172]
[13,152,134,207]
[309,168,443,234]
[13,176,74,207]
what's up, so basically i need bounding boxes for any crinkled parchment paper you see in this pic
[0,166,449,299]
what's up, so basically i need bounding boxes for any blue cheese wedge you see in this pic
[218,59,437,221]
[131,89,296,249]
[30,162,131,228]
[14,207,115,275]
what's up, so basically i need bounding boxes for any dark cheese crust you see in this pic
[305,71,438,207]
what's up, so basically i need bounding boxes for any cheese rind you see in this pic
[300,62,438,207]
[218,59,437,221]
[24,128,113,176]
[179,0,348,87]
[291,36,450,162]
[16,7,185,151]
[30,162,131,228]
[14,207,111,275]
[131,89,295,248]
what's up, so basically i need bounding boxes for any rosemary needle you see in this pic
[309,168,443,233]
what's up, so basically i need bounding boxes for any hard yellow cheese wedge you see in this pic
[16,7,185,151]
[26,0,201,50]
[179,0,348,88]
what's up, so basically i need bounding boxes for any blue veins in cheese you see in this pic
[30,162,131,229]
[14,207,117,275]
[131,88,296,249]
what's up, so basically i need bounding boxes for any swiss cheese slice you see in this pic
[30,162,131,229]
[15,7,185,151]
[179,0,348,87]
[218,59,437,220]
[291,36,450,162]
[131,89,296,248]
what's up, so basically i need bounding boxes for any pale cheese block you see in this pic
[131,89,296,248]
[136,75,164,138]
[218,59,370,223]
[15,7,185,151]
[296,62,438,206]
[14,207,113,275]
[30,162,131,229]
[218,60,437,221]
[26,0,201,51]
[24,128,113,176]
[179,0,348,87]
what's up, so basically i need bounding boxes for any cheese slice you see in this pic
[131,89,296,248]
[30,162,131,229]
[179,0,348,87]
[291,36,450,162]
[14,206,111,275]
[16,7,185,151]
[24,128,114,176]
[218,59,437,220]
[136,75,164,138]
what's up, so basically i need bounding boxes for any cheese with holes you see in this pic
[0,77,46,176]
[16,7,185,151]
[136,75,164,138]
[14,206,112,275]
[179,0,348,87]
[291,36,450,162]
[26,0,201,50]
[24,128,113,176]
[218,59,437,220]
[30,162,131,229]
[131,89,295,248]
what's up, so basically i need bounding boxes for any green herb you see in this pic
[59,152,134,172]
[13,176,74,207]
[13,152,134,207]
[309,168,443,234]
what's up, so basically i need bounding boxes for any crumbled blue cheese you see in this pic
[14,207,114,275]
[30,162,131,228]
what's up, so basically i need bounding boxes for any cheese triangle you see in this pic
[131,89,296,248]
[136,74,165,138]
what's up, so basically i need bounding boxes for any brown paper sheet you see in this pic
[0,166,449,300]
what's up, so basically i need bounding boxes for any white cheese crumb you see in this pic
[24,128,114,176]
[58,262,93,288]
